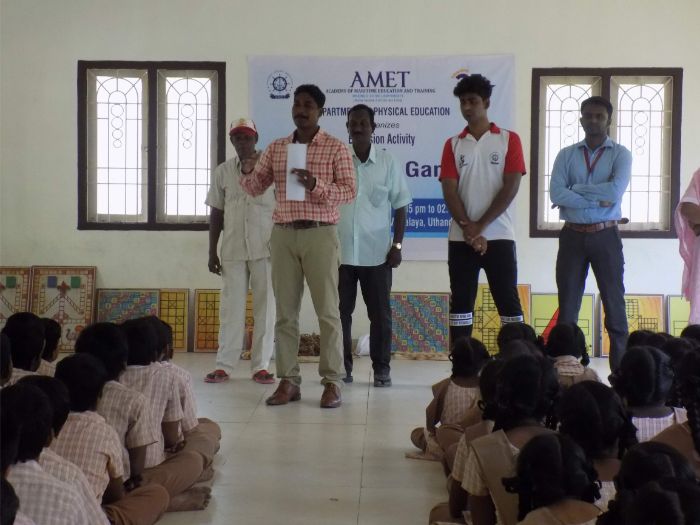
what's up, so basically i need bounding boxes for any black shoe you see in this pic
[342,373,353,384]
[374,376,392,387]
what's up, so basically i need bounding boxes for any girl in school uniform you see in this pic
[544,323,600,388]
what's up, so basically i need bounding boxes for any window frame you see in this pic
[529,67,683,239]
[77,60,226,231]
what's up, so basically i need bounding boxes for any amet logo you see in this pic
[350,71,411,88]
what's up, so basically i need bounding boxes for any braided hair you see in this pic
[609,345,674,408]
[675,349,700,459]
[449,336,491,379]
[496,323,544,354]
[503,433,600,522]
[662,337,698,407]
[624,478,700,525]
[487,354,560,431]
[545,322,590,366]
[597,442,698,525]
[558,381,637,460]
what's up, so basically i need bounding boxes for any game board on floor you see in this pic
[667,295,691,337]
[96,289,160,323]
[0,267,32,330]
[159,289,189,352]
[600,294,664,357]
[531,293,595,353]
[390,292,450,356]
[29,266,97,352]
[472,284,531,353]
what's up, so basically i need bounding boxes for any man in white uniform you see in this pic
[205,119,276,384]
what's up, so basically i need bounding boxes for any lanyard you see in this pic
[583,147,605,176]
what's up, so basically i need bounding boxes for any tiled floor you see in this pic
[159,353,611,525]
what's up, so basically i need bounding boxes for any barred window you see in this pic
[530,68,682,238]
[78,61,226,230]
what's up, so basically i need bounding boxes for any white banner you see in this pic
[248,55,515,260]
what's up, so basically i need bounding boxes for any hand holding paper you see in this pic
[286,144,307,201]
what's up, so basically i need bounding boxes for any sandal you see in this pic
[252,370,275,384]
[204,369,230,383]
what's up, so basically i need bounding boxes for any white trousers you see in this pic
[217,258,275,374]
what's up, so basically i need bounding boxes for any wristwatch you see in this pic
[392,242,402,250]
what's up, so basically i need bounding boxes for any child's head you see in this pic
[610,345,674,408]
[41,317,62,361]
[160,319,174,360]
[624,479,700,525]
[18,375,70,439]
[1,312,44,371]
[0,333,11,386]
[75,322,128,381]
[449,336,490,378]
[674,349,700,458]
[616,442,696,491]
[121,318,158,365]
[498,339,542,361]
[1,478,19,525]
[545,322,589,365]
[488,354,560,431]
[55,353,108,412]
[503,433,600,521]
[497,323,543,355]
[680,324,700,344]
[0,383,53,462]
[558,381,637,460]
[138,316,169,361]
[627,329,657,349]
[0,394,19,477]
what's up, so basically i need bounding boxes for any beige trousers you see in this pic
[141,449,205,497]
[103,483,170,525]
[269,225,344,387]
[182,417,222,467]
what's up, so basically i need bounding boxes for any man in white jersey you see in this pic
[439,74,527,343]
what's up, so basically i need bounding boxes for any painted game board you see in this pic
[667,295,691,336]
[96,289,160,323]
[531,293,595,353]
[159,289,189,352]
[600,294,664,357]
[472,284,531,353]
[391,292,450,355]
[29,266,97,352]
[194,289,254,353]
[0,267,32,330]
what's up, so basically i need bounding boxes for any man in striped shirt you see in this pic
[241,84,356,408]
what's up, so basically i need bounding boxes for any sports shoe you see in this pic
[252,370,275,384]
[374,375,392,387]
[204,369,230,383]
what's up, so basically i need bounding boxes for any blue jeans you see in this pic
[556,226,628,370]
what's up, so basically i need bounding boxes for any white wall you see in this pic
[2,0,700,340]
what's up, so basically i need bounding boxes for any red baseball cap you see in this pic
[229,118,258,137]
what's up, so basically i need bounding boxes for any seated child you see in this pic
[51,354,169,523]
[410,337,489,461]
[653,348,700,475]
[120,317,211,511]
[606,478,700,525]
[36,317,61,376]
[151,317,221,469]
[2,382,91,524]
[496,323,545,355]
[0,312,44,384]
[1,389,33,525]
[557,381,637,511]
[544,323,600,387]
[502,433,601,525]
[610,345,686,442]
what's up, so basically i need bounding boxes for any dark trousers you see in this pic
[338,263,392,377]
[556,226,628,370]
[448,240,523,343]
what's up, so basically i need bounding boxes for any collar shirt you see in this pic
[36,359,56,377]
[440,124,526,241]
[7,460,91,525]
[158,361,198,433]
[633,408,687,443]
[39,449,109,525]
[119,363,184,468]
[338,145,412,266]
[49,411,124,500]
[7,368,37,386]
[97,380,159,478]
[240,129,356,224]
[205,154,276,262]
[549,137,632,224]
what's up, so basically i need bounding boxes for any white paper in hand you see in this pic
[286,144,307,201]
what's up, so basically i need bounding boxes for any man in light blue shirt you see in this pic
[338,104,412,386]
[550,96,632,370]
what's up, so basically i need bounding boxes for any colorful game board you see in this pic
[194,289,220,352]
[600,294,664,356]
[531,293,595,353]
[159,289,189,352]
[96,289,160,323]
[391,292,450,355]
[29,266,97,352]
[472,284,531,353]
[0,267,32,330]
[667,295,691,336]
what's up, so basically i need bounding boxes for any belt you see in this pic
[564,220,618,233]
[276,220,334,230]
